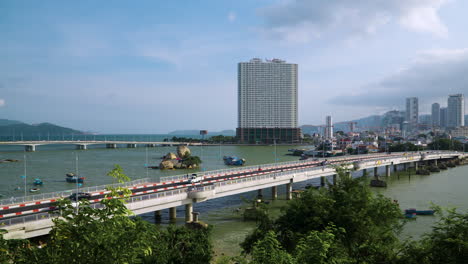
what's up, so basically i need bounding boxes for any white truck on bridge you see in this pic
[189,174,203,183]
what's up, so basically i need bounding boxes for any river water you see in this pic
[1,142,467,257]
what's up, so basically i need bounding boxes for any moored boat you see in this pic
[404,213,417,219]
[29,188,40,193]
[66,173,85,183]
[404,208,435,215]
[223,156,246,166]
[33,178,43,186]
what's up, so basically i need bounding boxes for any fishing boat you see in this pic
[33,178,43,186]
[66,173,85,183]
[223,156,246,166]
[404,208,435,215]
[29,188,40,193]
[404,213,417,219]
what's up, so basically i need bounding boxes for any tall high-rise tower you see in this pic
[406,97,419,129]
[440,107,448,128]
[237,58,300,143]
[431,103,440,127]
[447,94,465,128]
[324,116,333,139]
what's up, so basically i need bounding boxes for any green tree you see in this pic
[250,231,295,264]
[399,208,468,264]
[242,166,403,263]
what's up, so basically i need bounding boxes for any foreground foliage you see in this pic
[232,166,468,264]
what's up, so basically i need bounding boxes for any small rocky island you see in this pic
[159,145,202,170]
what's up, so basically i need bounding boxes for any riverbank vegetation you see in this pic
[219,166,468,264]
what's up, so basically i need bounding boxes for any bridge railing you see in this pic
[0,178,152,207]
[0,188,188,227]
[157,153,404,183]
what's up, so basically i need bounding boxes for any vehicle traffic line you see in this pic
[0,206,57,218]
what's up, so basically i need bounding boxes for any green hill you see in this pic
[0,119,25,126]
[0,122,84,136]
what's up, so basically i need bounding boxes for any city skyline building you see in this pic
[440,107,448,128]
[236,58,300,143]
[406,97,419,130]
[447,94,465,128]
[431,103,440,127]
[324,115,333,139]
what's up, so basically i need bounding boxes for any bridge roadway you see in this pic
[0,151,465,239]
[0,154,377,217]
[0,140,201,151]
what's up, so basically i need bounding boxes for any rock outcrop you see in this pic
[159,160,175,170]
[163,152,178,160]
[158,146,200,170]
[177,145,191,158]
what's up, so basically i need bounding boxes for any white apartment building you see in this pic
[238,58,298,128]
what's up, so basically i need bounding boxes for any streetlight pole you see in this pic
[23,153,27,197]
[75,152,80,214]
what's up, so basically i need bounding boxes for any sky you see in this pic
[1,0,467,133]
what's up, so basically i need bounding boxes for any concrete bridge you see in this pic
[0,151,465,239]
[0,140,202,151]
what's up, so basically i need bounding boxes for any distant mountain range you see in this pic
[0,119,84,136]
[168,130,236,136]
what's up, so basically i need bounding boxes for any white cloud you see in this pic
[329,48,468,107]
[259,0,450,43]
[228,12,236,22]
[0,99,5,107]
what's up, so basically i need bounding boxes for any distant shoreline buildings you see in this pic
[236,58,301,143]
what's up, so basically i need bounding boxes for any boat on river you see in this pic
[66,173,85,183]
[404,208,435,215]
[33,178,43,186]
[404,213,417,219]
[29,188,40,193]
[223,156,246,166]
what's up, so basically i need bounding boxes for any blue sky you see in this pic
[1,0,467,133]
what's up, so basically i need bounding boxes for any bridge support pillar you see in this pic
[106,143,117,149]
[403,163,408,170]
[127,143,137,148]
[362,169,367,177]
[393,165,398,172]
[320,176,325,187]
[333,174,337,185]
[385,165,391,177]
[192,212,200,222]
[271,186,277,200]
[25,145,36,152]
[257,189,263,198]
[146,144,155,147]
[154,210,162,223]
[414,162,419,170]
[76,144,87,150]
[374,167,378,177]
[434,159,438,166]
[286,181,292,200]
[185,204,193,223]
[169,207,177,222]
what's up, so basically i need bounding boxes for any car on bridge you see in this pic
[68,192,91,201]
[189,174,203,183]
